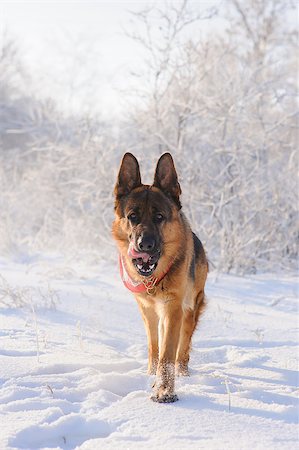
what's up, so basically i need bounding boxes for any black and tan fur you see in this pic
[112,153,208,403]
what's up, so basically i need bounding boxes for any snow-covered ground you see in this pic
[0,257,298,450]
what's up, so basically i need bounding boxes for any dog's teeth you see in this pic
[137,262,156,274]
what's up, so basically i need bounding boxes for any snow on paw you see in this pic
[176,362,190,377]
[150,392,179,403]
[151,381,179,403]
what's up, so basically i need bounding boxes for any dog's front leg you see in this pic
[137,301,159,375]
[151,304,182,403]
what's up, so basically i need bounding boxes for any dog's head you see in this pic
[113,153,182,277]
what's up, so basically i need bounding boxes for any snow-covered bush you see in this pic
[123,0,298,273]
[0,1,297,273]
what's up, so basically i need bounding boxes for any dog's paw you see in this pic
[148,367,157,376]
[176,365,190,377]
[150,393,178,403]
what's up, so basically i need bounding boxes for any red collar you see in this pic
[119,254,171,295]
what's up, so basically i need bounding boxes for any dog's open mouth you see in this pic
[128,243,160,277]
[132,254,159,277]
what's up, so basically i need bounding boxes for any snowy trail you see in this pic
[0,259,298,449]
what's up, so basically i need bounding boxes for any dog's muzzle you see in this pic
[128,241,160,277]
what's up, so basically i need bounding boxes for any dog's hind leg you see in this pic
[176,291,205,376]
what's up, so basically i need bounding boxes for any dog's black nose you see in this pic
[137,235,156,252]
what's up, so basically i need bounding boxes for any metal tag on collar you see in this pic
[146,285,157,295]
[142,276,158,296]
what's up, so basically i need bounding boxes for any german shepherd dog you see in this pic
[112,153,208,403]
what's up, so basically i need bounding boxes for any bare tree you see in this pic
[0,1,297,273]
[122,0,298,273]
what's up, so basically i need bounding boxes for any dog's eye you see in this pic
[128,212,138,223]
[155,213,164,223]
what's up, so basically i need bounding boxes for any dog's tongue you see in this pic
[128,242,151,263]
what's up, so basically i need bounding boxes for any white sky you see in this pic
[1,0,222,118]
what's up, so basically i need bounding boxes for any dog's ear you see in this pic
[153,153,182,208]
[114,153,142,198]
